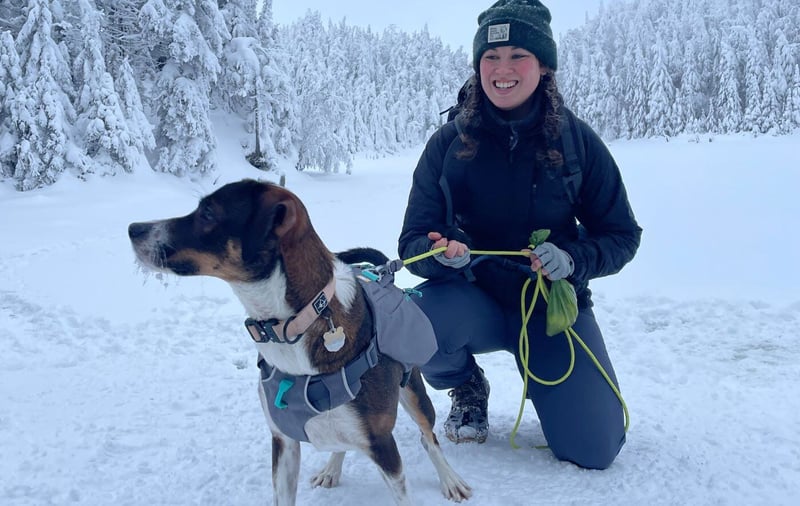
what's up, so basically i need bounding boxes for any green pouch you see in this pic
[545,279,578,336]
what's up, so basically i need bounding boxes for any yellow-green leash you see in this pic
[402,246,629,449]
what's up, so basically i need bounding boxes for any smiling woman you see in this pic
[397,0,642,470]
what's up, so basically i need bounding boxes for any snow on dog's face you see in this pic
[128,179,308,283]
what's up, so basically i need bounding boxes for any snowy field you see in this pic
[2,126,799,505]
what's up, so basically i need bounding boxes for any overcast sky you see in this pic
[270,0,617,51]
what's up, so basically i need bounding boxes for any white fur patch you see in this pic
[131,220,171,272]
[332,259,357,311]
[229,264,294,321]
[303,404,369,452]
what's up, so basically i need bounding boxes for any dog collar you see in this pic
[244,277,337,344]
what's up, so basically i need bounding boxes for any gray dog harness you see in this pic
[258,339,379,442]
[252,261,437,442]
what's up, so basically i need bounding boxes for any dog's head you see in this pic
[128,179,320,283]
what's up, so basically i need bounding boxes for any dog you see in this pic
[128,179,471,505]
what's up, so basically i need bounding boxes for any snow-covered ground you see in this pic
[2,126,799,505]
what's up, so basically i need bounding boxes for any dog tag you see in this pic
[323,326,346,352]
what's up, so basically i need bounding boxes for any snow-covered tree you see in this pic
[0,31,22,177]
[11,0,86,190]
[115,57,156,160]
[788,65,800,129]
[219,0,257,39]
[73,0,144,175]
[647,37,675,137]
[559,0,800,139]
[256,0,294,157]
[140,0,230,176]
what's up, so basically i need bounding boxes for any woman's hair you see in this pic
[456,70,565,171]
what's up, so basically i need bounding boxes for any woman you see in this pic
[398,0,642,470]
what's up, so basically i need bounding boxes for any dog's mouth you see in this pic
[129,221,181,273]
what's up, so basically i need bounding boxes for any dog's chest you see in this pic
[259,381,367,450]
[255,341,317,375]
[304,408,369,451]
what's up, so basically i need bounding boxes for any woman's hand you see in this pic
[527,242,574,280]
[428,231,470,268]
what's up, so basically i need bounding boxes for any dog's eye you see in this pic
[199,205,216,225]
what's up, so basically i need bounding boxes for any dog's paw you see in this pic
[440,472,473,502]
[310,453,345,489]
[309,469,340,489]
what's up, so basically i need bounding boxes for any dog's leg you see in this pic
[366,432,413,506]
[260,381,301,506]
[271,434,300,506]
[400,369,473,502]
[310,451,346,488]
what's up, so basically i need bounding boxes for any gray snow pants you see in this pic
[413,276,626,470]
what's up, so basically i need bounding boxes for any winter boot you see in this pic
[443,366,490,443]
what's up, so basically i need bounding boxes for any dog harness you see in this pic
[249,261,437,442]
[257,339,379,442]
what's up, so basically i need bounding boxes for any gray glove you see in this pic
[434,250,471,269]
[532,242,574,280]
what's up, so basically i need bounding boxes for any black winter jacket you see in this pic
[398,92,642,310]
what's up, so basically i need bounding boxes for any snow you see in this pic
[2,127,799,505]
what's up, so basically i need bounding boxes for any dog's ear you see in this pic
[273,199,297,238]
[241,193,300,263]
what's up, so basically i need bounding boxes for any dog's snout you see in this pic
[128,222,152,241]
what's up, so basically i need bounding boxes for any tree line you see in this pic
[1,0,798,191]
[0,0,470,190]
[559,0,800,139]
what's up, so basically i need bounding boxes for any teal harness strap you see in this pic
[275,378,294,409]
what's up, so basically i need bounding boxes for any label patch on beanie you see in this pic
[487,23,510,43]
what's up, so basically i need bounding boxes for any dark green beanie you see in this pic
[473,0,558,72]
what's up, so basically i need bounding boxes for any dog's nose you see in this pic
[128,222,151,241]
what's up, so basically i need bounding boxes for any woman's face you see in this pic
[479,46,544,111]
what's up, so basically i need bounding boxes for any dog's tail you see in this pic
[335,247,390,267]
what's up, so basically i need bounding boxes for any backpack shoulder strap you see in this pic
[439,122,462,227]
[559,108,585,205]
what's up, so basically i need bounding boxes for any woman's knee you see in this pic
[549,428,625,470]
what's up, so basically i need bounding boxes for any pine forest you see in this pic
[0,0,798,191]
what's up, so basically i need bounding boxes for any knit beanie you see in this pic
[473,0,558,72]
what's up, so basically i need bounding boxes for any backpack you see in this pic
[440,77,585,207]
[354,264,438,371]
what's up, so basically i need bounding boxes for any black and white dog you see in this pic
[128,179,471,505]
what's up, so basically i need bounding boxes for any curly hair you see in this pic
[456,70,565,172]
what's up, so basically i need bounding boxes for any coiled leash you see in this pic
[401,246,629,449]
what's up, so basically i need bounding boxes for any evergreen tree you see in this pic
[0,31,22,177]
[96,0,152,76]
[771,30,794,133]
[116,57,156,158]
[74,0,143,175]
[287,12,350,173]
[12,0,85,190]
[257,0,294,157]
[220,0,257,39]
[788,65,800,128]
[714,39,743,133]
[742,29,769,133]
[647,37,675,137]
[140,0,230,176]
